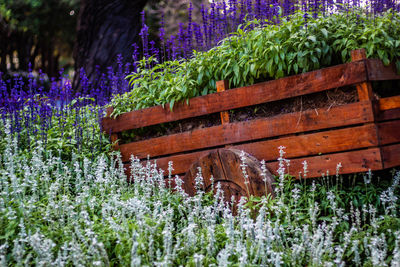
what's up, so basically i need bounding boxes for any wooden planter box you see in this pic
[102,49,400,194]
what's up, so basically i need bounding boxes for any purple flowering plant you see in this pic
[0,1,400,266]
[1,0,400,156]
[110,1,400,116]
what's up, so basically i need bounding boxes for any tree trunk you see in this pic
[73,0,148,92]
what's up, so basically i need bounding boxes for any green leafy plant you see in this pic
[109,9,400,117]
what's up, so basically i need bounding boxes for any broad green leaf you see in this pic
[321,28,328,38]
[308,35,317,42]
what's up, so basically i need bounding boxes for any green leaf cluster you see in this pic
[110,9,400,116]
[0,100,110,162]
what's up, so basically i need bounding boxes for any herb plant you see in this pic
[110,9,400,116]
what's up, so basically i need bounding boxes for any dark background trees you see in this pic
[0,0,79,77]
[0,0,150,91]
[2,0,219,91]
[72,0,148,91]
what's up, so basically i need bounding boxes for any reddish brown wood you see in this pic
[119,101,375,161]
[381,143,400,169]
[110,135,120,151]
[183,149,226,196]
[105,106,114,117]
[351,49,367,61]
[379,96,400,111]
[101,60,367,133]
[378,120,400,145]
[183,149,275,198]
[377,97,400,121]
[234,124,379,162]
[127,124,379,177]
[164,177,178,190]
[218,149,275,197]
[351,49,374,101]
[104,51,400,183]
[366,59,400,81]
[125,147,384,179]
[356,82,374,101]
[377,108,400,121]
[216,80,230,124]
[266,147,383,178]
[155,150,217,175]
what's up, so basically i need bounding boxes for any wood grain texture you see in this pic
[366,59,400,81]
[379,96,400,111]
[126,124,380,177]
[155,150,217,175]
[266,148,383,178]
[119,101,375,161]
[101,60,367,133]
[221,149,275,197]
[233,124,379,162]
[381,143,400,169]
[182,149,275,198]
[183,150,226,196]
[350,49,367,61]
[378,120,400,145]
[377,97,400,121]
[216,80,230,124]
[125,147,384,179]
[377,108,400,121]
[351,49,374,101]
[355,82,374,101]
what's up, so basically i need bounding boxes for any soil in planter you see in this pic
[229,86,357,123]
[119,86,358,144]
[120,113,222,144]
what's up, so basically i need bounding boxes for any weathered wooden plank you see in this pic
[216,80,230,124]
[234,124,379,162]
[266,147,383,178]
[378,120,400,145]
[351,50,374,101]
[119,101,375,161]
[182,149,275,197]
[377,96,400,121]
[125,147,384,179]
[124,124,379,176]
[377,108,400,121]
[153,150,217,176]
[379,96,400,111]
[217,148,274,197]
[102,60,367,133]
[366,59,400,81]
[183,149,226,196]
[381,143,400,169]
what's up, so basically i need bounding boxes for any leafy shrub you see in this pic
[0,101,110,161]
[110,9,400,116]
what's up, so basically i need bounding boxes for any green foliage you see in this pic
[0,101,111,162]
[0,0,78,36]
[0,0,79,71]
[110,10,400,116]
[1,102,400,265]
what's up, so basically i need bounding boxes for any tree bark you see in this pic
[73,0,148,92]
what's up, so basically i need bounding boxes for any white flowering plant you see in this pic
[1,110,400,266]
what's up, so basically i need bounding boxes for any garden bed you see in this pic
[102,49,400,194]
[119,86,358,143]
